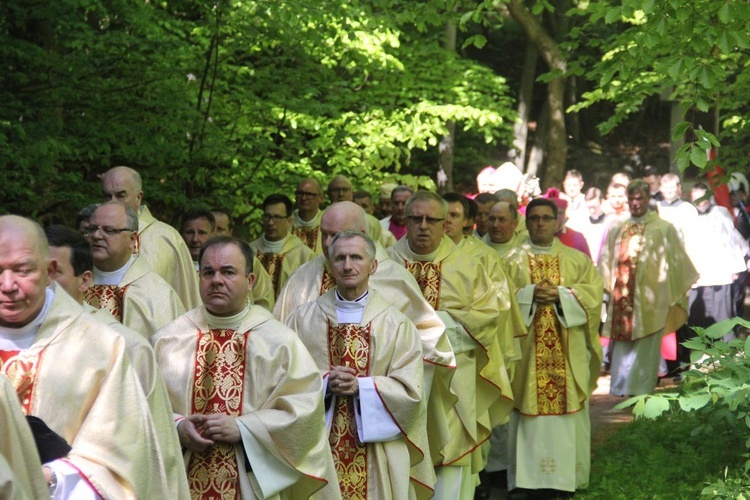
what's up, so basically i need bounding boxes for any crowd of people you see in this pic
[1,163,746,499]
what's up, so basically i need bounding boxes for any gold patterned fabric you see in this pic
[187,329,248,499]
[257,251,285,298]
[153,306,339,499]
[528,255,566,415]
[85,284,127,322]
[285,290,433,499]
[327,322,371,499]
[293,225,320,251]
[0,350,43,415]
[610,221,646,342]
[404,261,442,310]
[319,268,336,295]
[3,286,172,498]
[599,210,698,341]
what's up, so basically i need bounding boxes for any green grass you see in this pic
[577,410,750,499]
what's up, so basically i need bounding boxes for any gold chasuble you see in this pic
[153,306,339,499]
[328,322,371,498]
[137,205,201,309]
[249,234,316,299]
[388,235,515,473]
[286,290,433,499]
[86,255,186,339]
[610,221,646,342]
[84,284,127,322]
[1,286,174,498]
[528,255,567,415]
[599,210,698,341]
[188,328,248,498]
[293,226,320,252]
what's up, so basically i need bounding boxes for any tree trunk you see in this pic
[512,42,538,172]
[502,0,568,187]
[438,20,457,193]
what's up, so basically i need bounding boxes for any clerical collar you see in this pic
[530,240,555,255]
[206,304,251,330]
[193,260,199,271]
[488,239,515,252]
[93,255,136,285]
[335,289,368,324]
[261,234,288,254]
[405,242,440,262]
[293,210,320,227]
[0,287,55,350]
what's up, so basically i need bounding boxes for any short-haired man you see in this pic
[377,182,398,219]
[181,209,216,270]
[603,182,629,217]
[381,185,414,241]
[642,165,663,204]
[327,175,394,247]
[656,172,699,245]
[388,190,517,498]
[45,224,189,497]
[101,166,200,308]
[353,190,375,215]
[502,198,603,496]
[561,169,590,232]
[152,237,338,498]
[210,208,234,236]
[291,177,325,252]
[250,193,316,298]
[599,180,698,396]
[473,192,500,238]
[274,201,456,484]
[0,215,171,498]
[85,201,186,338]
[484,201,520,259]
[286,231,433,498]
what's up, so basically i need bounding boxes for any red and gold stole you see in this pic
[292,226,319,251]
[257,252,285,297]
[319,268,336,296]
[610,221,646,342]
[327,322,371,500]
[404,260,442,309]
[1,349,45,415]
[528,255,566,415]
[187,328,249,499]
[84,285,128,322]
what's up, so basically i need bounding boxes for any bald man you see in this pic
[0,215,171,498]
[291,178,326,252]
[327,175,396,247]
[101,166,200,309]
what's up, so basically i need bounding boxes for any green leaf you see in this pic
[604,7,621,24]
[672,121,691,140]
[461,34,487,50]
[678,393,711,411]
[718,3,730,24]
[642,396,671,419]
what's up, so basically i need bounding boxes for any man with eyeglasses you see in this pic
[101,166,200,309]
[249,194,315,299]
[291,178,326,252]
[328,175,396,247]
[85,201,185,339]
[502,197,603,497]
[388,190,516,500]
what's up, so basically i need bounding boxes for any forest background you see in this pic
[2,0,749,235]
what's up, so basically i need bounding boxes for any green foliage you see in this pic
[569,0,750,173]
[0,0,516,227]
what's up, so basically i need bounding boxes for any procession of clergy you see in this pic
[1,163,705,500]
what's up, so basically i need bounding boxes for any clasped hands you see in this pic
[533,278,560,305]
[177,413,240,453]
[328,365,359,397]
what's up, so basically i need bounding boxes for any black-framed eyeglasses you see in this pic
[262,214,289,223]
[526,215,557,223]
[294,190,320,198]
[83,226,133,237]
[406,215,445,225]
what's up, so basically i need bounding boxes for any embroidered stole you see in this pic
[528,255,566,415]
[404,261,442,309]
[257,252,285,297]
[292,226,319,251]
[327,322,371,500]
[85,285,128,322]
[611,221,646,342]
[187,329,248,499]
[133,232,141,255]
[319,269,336,296]
[0,349,45,415]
